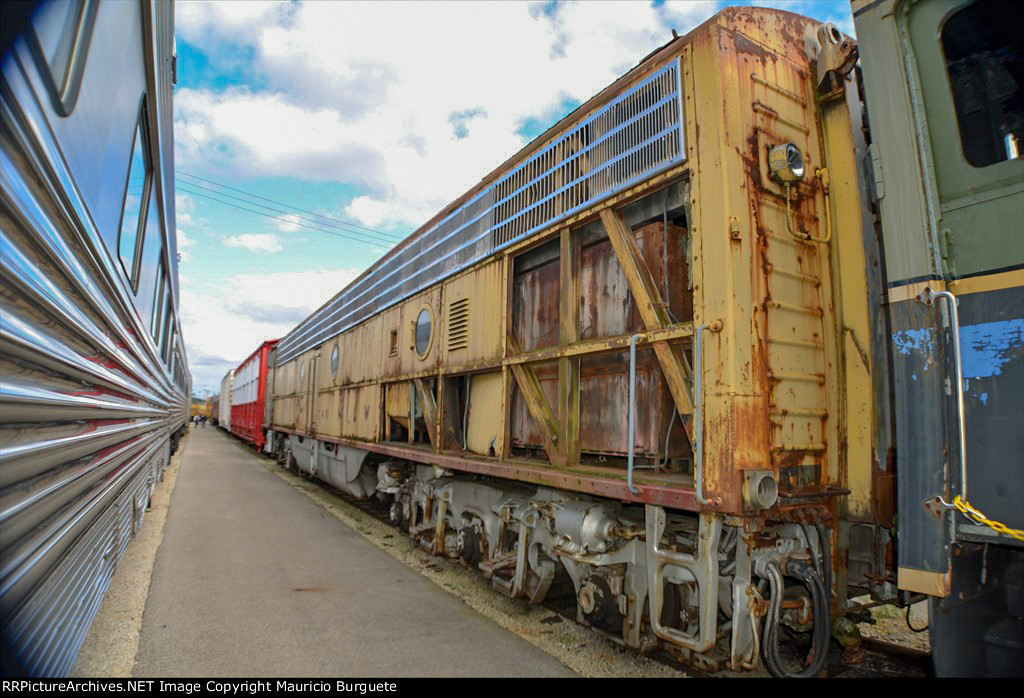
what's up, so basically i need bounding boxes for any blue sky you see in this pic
[175,0,855,395]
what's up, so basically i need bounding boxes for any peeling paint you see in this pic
[892,328,938,375]
[959,319,1024,379]
[891,319,1023,380]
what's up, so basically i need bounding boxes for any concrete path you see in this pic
[134,426,575,677]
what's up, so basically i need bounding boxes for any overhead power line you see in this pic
[174,185,398,249]
[175,178,398,247]
[175,170,402,242]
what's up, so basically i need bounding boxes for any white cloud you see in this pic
[175,192,195,225]
[174,1,726,230]
[223,233,284,253]
[181,267,361,392]
[176,228,194,263]
[274,213,302,233]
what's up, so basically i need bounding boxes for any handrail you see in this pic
[695,322,723,506]
[915,287,966,505]
[627,333,645,494]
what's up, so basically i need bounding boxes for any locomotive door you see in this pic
[857,0,1023,676]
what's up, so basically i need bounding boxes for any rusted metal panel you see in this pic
[284,348,317,435]
[339,318,382,386]
[509,359,560,464]
[508,219,693,463]
[385,381,411,427]
[270,359,296,432]
[511,241,560,353]
[378,305,403,380]
[509,349,680,461]
[314,385,339,437]
[557,228,581,466]
[275,425,701,510]
[741,35,838,497]
[338,384,381,442]
[682,10,850,516]
[579,222,691,340]
[578,350,677,459]
[263,8,879,530]
[601,210,696,434]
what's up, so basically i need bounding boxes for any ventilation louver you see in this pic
[448,297,470,351]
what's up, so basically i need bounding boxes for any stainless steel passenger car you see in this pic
[1,0,187,676]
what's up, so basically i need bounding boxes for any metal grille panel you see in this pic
[448,297,470,351]
[278,58,684,364]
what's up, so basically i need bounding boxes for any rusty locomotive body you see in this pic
[261,8,873,675]
[260,4,1021,677]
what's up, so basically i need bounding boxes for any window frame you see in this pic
[938,0,1024,170]
[27,0,98,117]
[117,97,153,293]
[413,304,434,360]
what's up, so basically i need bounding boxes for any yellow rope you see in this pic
[954,496,1024,542]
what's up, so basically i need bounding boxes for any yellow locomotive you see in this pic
[264,3,1023,676]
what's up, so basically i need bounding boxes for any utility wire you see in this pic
[175,185,396,249]
[175,179,398,246]
[175,170,402,242]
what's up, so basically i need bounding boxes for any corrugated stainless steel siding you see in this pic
[0,0,186,677]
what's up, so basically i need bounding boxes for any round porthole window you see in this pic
[331,345,339,378]
[299,360,305,383]
[415,306,433,358]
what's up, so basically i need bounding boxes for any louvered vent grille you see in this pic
[277,58,684,364]
[448,298,470,351]
[492,64,683,248]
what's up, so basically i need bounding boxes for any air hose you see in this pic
[815,524,832,603]
[760,558,830,678]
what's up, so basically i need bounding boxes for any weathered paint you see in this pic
[267,8,876,528]
[959,319,1024,379]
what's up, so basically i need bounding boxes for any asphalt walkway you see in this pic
[134,425,574,677]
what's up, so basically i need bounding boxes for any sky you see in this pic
[174,0,856,396]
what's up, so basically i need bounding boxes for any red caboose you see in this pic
[230,339,279,449]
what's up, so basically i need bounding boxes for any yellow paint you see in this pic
[887,280,944,304]
[399,289,440,376]
[898,566,950,597]
[820,81,875,519]
[262,8,884,518]
[953,268,1024,295]
[886,268,1022,305]
[442,259,504,367]
[685,11,847,511]
[467,372,504,456]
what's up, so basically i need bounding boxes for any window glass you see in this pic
[30,0,96,115]
[118,118,150,288]
[151,262,165,340]
[300,361,306,383]
[160,297,173,363]
[331,345,339,378]
[415,307,432,357]
[942,2,1023,167]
